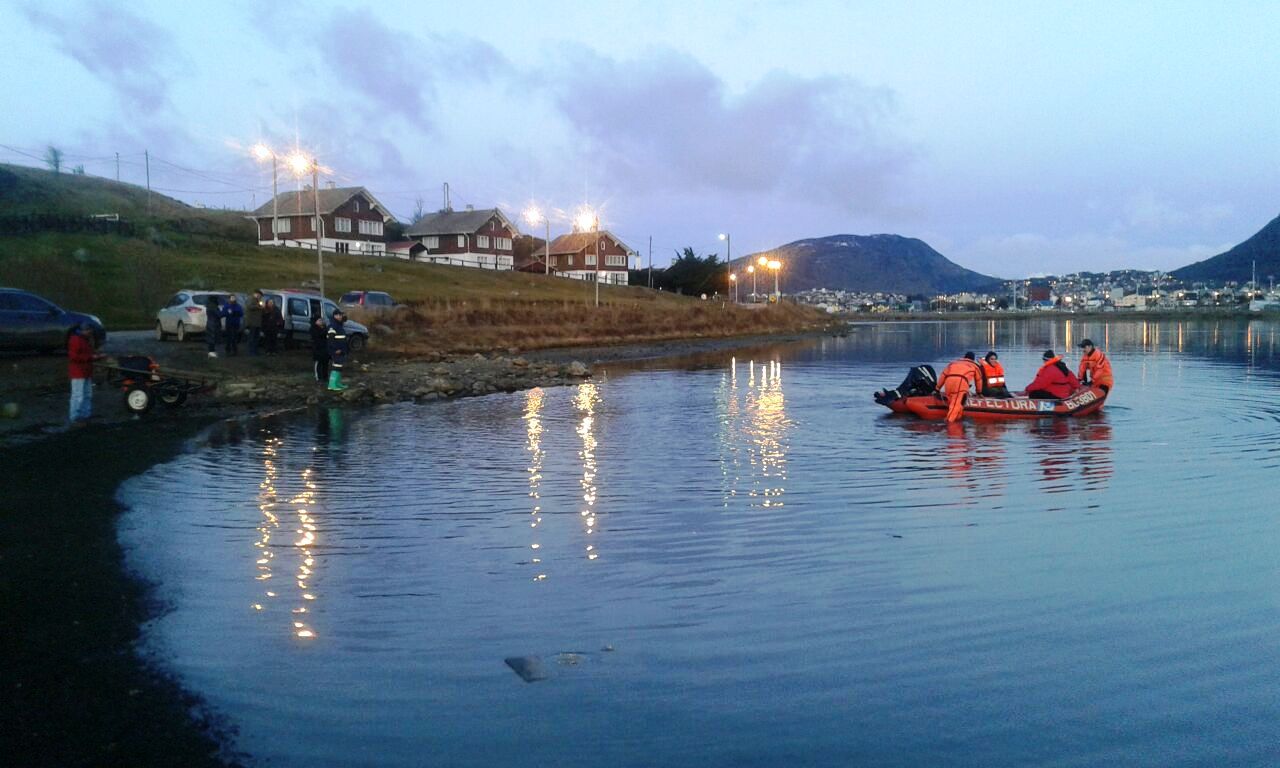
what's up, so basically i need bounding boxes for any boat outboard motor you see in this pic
[875,364,937,405]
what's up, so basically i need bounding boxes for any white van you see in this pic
[260,289,369,350]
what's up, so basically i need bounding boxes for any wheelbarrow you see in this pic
[100,355,212,415]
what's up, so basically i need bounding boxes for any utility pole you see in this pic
[144,150,151,215]
[544,217,551,275]
[648,235,653,289]
[313,162,324,298]
[270,155,279,245]
[114,152,119,182]
[594,216,601,308]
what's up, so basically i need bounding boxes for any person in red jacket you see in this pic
[67,323,103,426]
[1026,349,1081,400]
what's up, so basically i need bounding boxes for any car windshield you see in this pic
[339,292,360,303]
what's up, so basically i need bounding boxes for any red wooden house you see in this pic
[539,230,635,286]
[405,207,519,270]
[248,186,394,255]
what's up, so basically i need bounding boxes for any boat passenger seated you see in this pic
[1025,349,1081,399]
[979,351,1011,398]
[874,364,937,405]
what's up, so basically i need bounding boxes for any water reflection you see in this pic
[574,382,601,562]
[1028,417,1113,495]
[747,360,790,508]
[525,388,546,580]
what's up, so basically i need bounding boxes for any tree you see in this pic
[653,248,722,295]
[72,165,85,175]
[411,196,425,222]
[44,146,63,173]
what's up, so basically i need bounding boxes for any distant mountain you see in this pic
[738,234,1002,295]
[1172,214,1280,283]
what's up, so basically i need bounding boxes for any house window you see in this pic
[496,237,512,251]
[567,254,574,266]
[457,235,466,248]
[477,235,490,249]
[358,220,383,236]
[424,236,439,249]
[586,253,596,266]
[335,217,352,233]
[312,216,320,232]
[353,199,361,212]
[606,254,626,267]
[274,218,291,234]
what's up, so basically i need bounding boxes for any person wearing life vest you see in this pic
[326,309,350,392]
[1026,349,1081,399]
[937,351,984,422]
[1077,338,1113,392]
[979,351,1011,397]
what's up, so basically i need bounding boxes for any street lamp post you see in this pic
[593,214,601,308]
[729,272,738,303]
[252,144,280,245]
[286,151,325,298]
[747,264,755,303]
[523,206,551,275]
[718,233,731,300]
[768,259,782,299]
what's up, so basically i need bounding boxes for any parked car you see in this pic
[0,287,105,352]
[155,290,241,342]
[339,290,400,311]
[260,289,369,351]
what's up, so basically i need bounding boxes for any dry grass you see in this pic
[362,298,830,354]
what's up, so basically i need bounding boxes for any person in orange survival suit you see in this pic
[1076,338,1114,392]
[979,351,1011,397]
[937,352,984,422]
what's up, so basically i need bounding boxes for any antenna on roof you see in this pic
[443,182,451,213]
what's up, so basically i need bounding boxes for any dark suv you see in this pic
[0,288,106,352]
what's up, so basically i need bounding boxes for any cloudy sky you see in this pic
[2,0,1278,276]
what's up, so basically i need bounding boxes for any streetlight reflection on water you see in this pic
[575,382,601,561]
[722,357,791,509]
[253,430,321,640]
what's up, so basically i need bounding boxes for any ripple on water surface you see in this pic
[119,318,1280,767]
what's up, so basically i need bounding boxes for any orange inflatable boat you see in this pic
[874,364,1108,420]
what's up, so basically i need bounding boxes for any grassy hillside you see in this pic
[0,162,829,347]
[0,231,681,325]
[0,162,251,241]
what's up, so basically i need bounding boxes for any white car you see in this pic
[155,290,239,342]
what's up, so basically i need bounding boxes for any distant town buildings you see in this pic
[793,270,1280,314]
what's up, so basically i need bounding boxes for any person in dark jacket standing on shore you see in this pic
[262,298,283,355]
[326,309,350,391]
[204,294,222,358]
[310,315,330,384]
[245,290,264,356]
[222,294,244,356]
[67,323,103,425]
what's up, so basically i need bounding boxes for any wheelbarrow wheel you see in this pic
[158,390,188,407]
[124,385,154,415]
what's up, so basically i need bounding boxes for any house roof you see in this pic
[249,186,395,221]
[405,207,517,237]
[386,240,424,251]
[539,230,634,257]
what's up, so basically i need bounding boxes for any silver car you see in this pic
[155,290,239,342]
[260,289,369,350]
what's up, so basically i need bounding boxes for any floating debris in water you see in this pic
[504,656,548,683]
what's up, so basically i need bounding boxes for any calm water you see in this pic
[119,318,1280,767]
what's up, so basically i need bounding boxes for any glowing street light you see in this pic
[523,205,551,275]
[767,259,782,299]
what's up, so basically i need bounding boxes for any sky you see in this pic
[2,0,1278,277]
